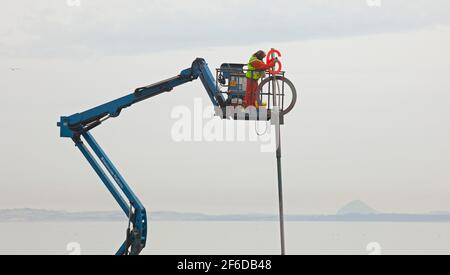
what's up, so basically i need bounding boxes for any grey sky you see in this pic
[2,0,450,57]
[0,1,450,215]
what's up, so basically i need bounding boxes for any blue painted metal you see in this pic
[196,60,225,106]
[82,132,146,215]
[82,132,148,255]
[74,139,130,215]
[57,58,223,255]
[58,58,224,139]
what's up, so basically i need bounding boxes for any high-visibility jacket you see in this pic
[246,55,276,80]
[246,55,264,80]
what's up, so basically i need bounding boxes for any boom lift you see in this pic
[58,53,297,255]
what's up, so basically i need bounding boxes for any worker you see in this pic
[244,50,277,108]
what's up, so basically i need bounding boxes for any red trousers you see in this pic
[244,78,259,107]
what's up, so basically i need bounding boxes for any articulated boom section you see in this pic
[58,58,223,139]
[57,58,224,255]
[73,132,147,255]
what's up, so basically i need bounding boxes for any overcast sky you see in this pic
[0,0,450,215]
[2,0,450,57]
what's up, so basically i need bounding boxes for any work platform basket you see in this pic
[215,63,297,122]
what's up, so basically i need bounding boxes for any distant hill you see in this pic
[2,207,450,223]
[428,211,450,216]
[0,209,277,222]
[0,208,124,222]
[337,200,379,215]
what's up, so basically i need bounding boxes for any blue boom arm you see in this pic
[57,58,224,255]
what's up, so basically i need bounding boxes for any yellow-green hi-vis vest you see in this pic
[246,55,264,80]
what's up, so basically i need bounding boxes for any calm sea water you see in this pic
[0,221,449,255]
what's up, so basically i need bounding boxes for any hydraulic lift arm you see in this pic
[59,58,224,138]
[58,53,297,255]
[57,58,224,255]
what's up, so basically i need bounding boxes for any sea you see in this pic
[1,221,449,255]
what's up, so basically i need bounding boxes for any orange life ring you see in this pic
[266,49,282,74]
